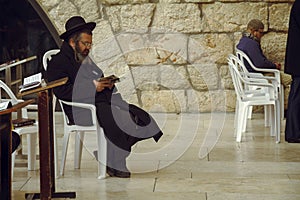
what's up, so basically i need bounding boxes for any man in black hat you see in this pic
[46,16,163,178]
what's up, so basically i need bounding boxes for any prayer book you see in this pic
[12,118,36,127]
[19,73,42,92]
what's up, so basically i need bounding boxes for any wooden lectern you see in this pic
[0,99,35,200]
[18,77,76,200]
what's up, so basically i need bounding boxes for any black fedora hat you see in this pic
[60,16,96,40]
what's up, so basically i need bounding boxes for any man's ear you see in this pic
[69,39,76,49]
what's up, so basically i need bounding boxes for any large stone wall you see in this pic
[38,0,294,113]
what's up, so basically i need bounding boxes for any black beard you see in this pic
[75,51,86,63]
[74,43,88,63]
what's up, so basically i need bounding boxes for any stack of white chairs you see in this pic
[0,80,38,180]
[43,49,107,179]
[235,49,284,125]
[228,54,281,143]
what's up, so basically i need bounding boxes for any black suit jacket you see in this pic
[46,42,110,124]
[285,0,300,76]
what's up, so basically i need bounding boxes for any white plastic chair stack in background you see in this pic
[228,54,281,143]
[43,49,107,179]
[230,52,272,134]
[0,80,38,180]
[235,49,284,128]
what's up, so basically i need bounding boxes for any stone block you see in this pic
[201,2,268,32]
[220,64,234,90]
[106,4,155,33]
[160,65,191,90]
[117,32,188,65]
[48,0,78,34]
[269,3,292,31]
[152,3,202,33]
[131,65,161,91]
[261,32,287,65]
[141,90,186,113]
[187,64,219,91]
[75,0,100,22]
[189,33,233,65]
[187,89,229,112]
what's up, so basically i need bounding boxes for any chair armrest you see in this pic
[235,49,281,83]
[243,78,278,98]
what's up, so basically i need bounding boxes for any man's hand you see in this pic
[275,62,281,70]
[93,79,114,92]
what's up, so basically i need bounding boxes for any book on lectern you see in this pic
[19,73,42,92]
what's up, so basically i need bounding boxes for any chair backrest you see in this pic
[0,80,18,104]
[236,48,252,68]
[228,54,245,100]
[0,80,31,118]
[235,49,280,77]
[43,49,60,71]
[228,54,276,101]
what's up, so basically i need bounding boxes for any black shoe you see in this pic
[286,138,300,143]
[114,169,131,178]
[106,166,115,177]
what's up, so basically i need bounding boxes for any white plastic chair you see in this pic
[43,49,107,179]
[228,54,280,143]
[234,50,276,128]
[230,54,271,134]
[58,99,107,179]
[43,49,60,70]
[0,80,38,180]
[235,49,284,124]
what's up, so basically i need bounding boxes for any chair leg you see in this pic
[53,127,59,178]
[60,132,71,176]
[280,84,284,132]
[270,105,276,137]
[236,103,247,142]
[12,151,16,181]
[280,85,284,120]
[234,100,239,137]
[242,106,249,133]
[97,127,107,179]
[27,133,37,171]
[276,101,281,143]
[247,106,253,119]
[264,105,271,127]
[53,112,59,179]
[74,131,84,169]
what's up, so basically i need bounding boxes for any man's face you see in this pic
[75,33,92,62]
[253,28,264,41]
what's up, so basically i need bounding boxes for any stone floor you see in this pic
[11,112,300,200]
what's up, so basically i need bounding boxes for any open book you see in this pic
[19,73,42,92]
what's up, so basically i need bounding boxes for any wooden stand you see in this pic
[0,56,37,95]
[18,77,76,200]
[0,100,35,200]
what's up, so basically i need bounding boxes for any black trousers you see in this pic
[70,92,163,171]
[94,99,163,171]
[285,76,300,141]
[12,131,21,152]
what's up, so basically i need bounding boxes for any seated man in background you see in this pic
[236,19,291,88]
